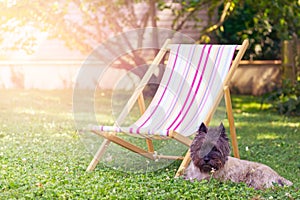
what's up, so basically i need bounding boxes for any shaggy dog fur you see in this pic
[184,123,293,190]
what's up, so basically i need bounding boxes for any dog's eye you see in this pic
[212,147,218,152]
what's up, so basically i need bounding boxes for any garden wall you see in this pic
[230,60,282,96]
[0,60,282,96]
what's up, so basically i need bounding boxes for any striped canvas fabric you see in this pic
[92,44,237,138]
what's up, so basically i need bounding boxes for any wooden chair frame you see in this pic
[86,39,249,177]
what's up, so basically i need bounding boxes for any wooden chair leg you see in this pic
[224,86,240,158]
[175,150,191,177]
[137,94,155,153]
[168,131,193,177]
[86,139,111,171]
[95,131,155,160]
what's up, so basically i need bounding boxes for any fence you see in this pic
[282,39,300,84]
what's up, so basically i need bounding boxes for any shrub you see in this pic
[263,79,300,116]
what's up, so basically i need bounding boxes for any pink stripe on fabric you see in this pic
[181,45,237,133]
[167,45,211,130]
[134,52,175,125]
[173,45,220,131]
[194,47,225,114]
[136,45,181,132]
[151,45,197,131]
[94,45,237,137]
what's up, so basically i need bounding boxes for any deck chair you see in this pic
[87,39,249,176]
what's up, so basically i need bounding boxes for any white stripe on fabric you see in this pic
[91,44,237,137]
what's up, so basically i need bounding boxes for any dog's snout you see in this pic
[204,155,210,162]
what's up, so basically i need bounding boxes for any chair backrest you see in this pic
[128,44,238,137]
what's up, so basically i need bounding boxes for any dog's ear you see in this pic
[198,122,208,134]
[219,122,228,140]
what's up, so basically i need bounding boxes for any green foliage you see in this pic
[263,80,300,116]
[0,90,299,199]
[216,0,300,60]
[157,0,224,31]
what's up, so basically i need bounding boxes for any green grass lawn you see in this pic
[0,89,299,199]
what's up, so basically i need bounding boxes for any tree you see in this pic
[216,0,300,60]
[0,0,234,78]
